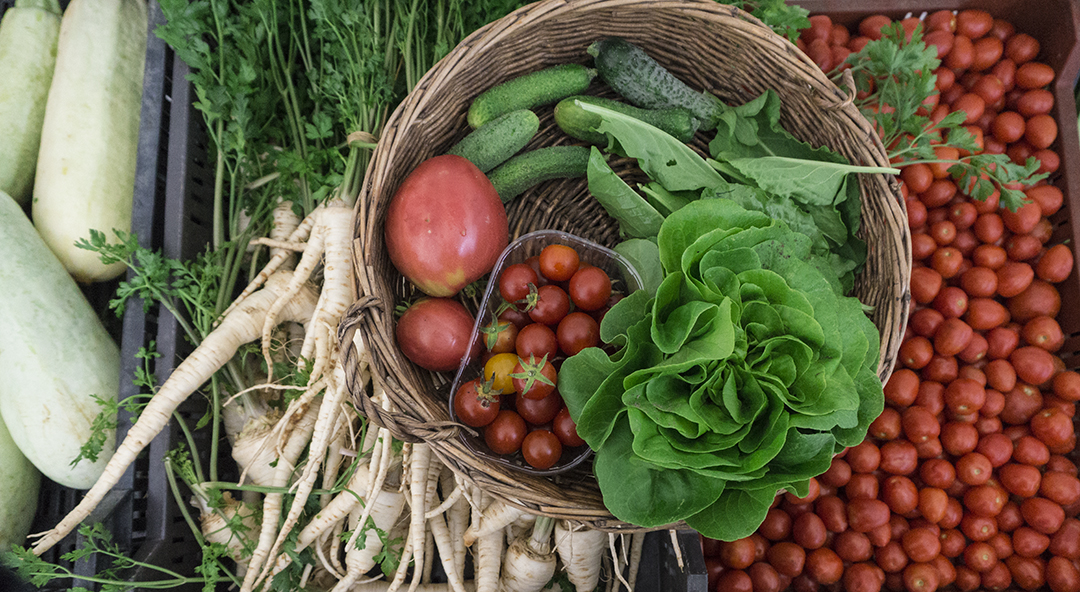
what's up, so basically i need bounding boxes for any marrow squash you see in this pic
[32,0,147,283]
[0,0,62,206]
[0,191,118,489]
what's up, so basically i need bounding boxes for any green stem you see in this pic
[172,413,206,485]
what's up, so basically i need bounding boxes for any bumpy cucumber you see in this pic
[487,145,591,203]
[447,109,539,173]
[467,64,596,129]
[588,37,724,130]
[554,95,699,144]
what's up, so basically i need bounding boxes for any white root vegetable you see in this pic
[428,469,467,592]
[198,491,259,565]
[349,582,477,592]
[30,272,319,555]
[500,517,556,592]
[625,533,644,592]
[463,498,526,547]
[472,493,503,592]
[553,521,607,592]
[240,398,321,592]
[268,199,301,269]
[230,408,285,486]
[255,356,350,584]
[331,485,406,592]
[407,443,432,592]
[439,470,468,578]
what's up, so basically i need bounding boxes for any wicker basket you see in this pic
[340,0,912,531]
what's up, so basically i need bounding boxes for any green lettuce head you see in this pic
[560,199,883,541]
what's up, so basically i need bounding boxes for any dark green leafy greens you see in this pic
[577,93,893,293]
[559,199,884,541]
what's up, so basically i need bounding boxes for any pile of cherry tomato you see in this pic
[704,9,1080,592]
[452,242,616,470]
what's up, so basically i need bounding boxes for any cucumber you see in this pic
[588,37,725,130]
[0,0,62,206]
[467,63,596,129]
[0,191,119,490]
[554,95,699,145]
[447,109,539,173]
[32,0,147,283]
[487,145,591,203]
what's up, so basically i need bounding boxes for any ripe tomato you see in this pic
[568,266,612,311]
[515,389,563,425]
[553,406,585,447]
[484,410,527,455]
[934,318,974,356]
[515,323,558,360]
[1021,315,1063,351]
[1009,346,1056,385]
[1030,407,1074,449]
[910,267,943,304]
[1035,244,1074,283]
[556,312,599,356]
[454,378,500,427]
[481,318,518,353]
[499,263,539,307]
[538,244,580,282]
[521,429,562,469]
[512,355,557,400]
[483,352,519,395]
[396,298,481,372]
[528,284,570,325]
[1009,280,1061,322]
[996,262,1035,298]
[385,155,507,297]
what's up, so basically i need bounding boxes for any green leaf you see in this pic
[593,415,725,528]
[586,147,664,239]
[684,485,776,542]
[614,239,663,297]
[713,156,898,207]
[577,100,724,191]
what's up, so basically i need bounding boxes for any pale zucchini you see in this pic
[0,0,62,206]
[32,0,147,283]
[0,191,118,489]
[0,408,41,550]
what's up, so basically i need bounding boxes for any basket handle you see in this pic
[338,296,468,444]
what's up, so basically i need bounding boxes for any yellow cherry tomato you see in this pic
[484,352,519,395]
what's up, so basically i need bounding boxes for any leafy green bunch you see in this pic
[559,199,883,541]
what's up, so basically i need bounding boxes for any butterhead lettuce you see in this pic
[559,198,884,541]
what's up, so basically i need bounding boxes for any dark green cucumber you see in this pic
[447,109,539,173]
[554,95,699,144]
[588,37,724,130]
[487,145,591,203]
[467,64,597,129]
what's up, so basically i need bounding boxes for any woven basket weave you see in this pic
[340,0,912,531]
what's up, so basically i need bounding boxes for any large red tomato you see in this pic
[395,298,481,372]
[384,155,508,297]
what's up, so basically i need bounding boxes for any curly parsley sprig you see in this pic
[837,22,1048,211]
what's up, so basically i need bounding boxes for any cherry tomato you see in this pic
[520,429,562,469]
[481,318,519,354]
[1006,33,1040,64]
[538,244,580,282]
[992,111,1026,143]
[512,355,557,400]
[553,406,585,447]
[528,284,570,325]
[499,263,539,306]
[766,541,806,577]
[568,266,612,311]
[515,388,563,425]
[454,378,500,427]
[515,323,558,360]
[484,410,527,454]
[484,352,520,395]
[556,312,600,356]
[1021,497,1065,535]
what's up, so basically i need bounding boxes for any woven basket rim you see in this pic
[343,0,912,532]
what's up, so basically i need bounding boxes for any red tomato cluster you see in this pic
[454,243,617,470]
[703,10,1080,592]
